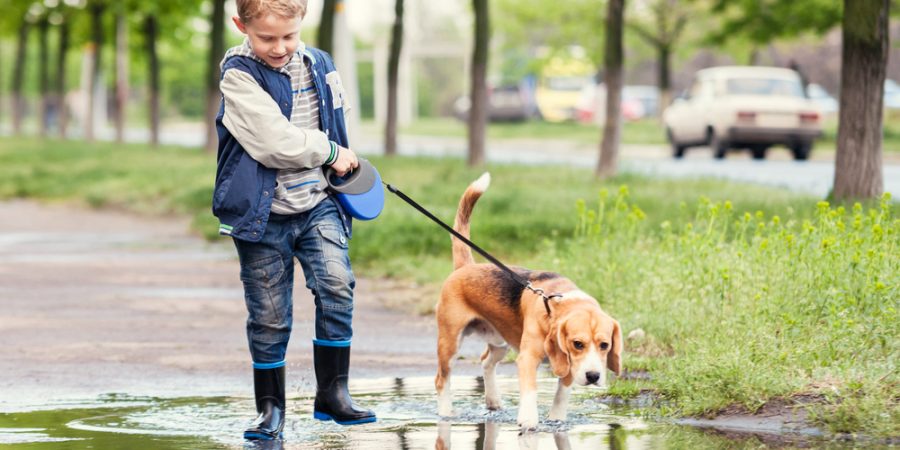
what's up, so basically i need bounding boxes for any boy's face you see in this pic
[233,14,302,68]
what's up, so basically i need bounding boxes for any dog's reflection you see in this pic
[435,421,572,450]
[244,440,284,450]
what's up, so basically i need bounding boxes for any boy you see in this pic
[213,0,376,440]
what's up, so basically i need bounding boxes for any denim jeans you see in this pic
[233,198,355,364]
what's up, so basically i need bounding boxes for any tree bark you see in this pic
[57,18,70,138]
[467,0,489,167]
[115,9,129,144]
[145,14,160,147]
[597,0,625,178]
[384,0,404,157]
[833,0,888,200]
[86,2,105,142]
[39,18,50,138]
[11,19,30,136]
[658,44,671,117]
[205,0,226,153]
[317,0,337,54]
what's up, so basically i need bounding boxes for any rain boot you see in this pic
[312,343,377,425]
[244,365,286,440]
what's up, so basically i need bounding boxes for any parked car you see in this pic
[884,79,900,109]
[806,83,838,115]
[534,74,593,122]
[575,84,660,123]
[453,82,539,122]
[663,66,823,160]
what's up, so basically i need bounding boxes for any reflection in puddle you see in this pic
[0,376,811,449]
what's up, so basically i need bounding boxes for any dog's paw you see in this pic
[485,397,503,411]
[516,411,539,430]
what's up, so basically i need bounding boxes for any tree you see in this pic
[384,0,404,157]
[833,0,888,199]
[597,0,625,178]
[38,16,49,137]
[144,12,160,146]
[56,11,71,139]
[467,0,490,167]
[85,1,106,142]
[205,0,226,153]
[114,4,129,143]
[11,7,32,136]
[627,0,689,115]
[317,0,336,54]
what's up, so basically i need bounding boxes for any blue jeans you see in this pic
[233,198,355,364]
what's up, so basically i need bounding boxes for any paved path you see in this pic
[0,201,494,412]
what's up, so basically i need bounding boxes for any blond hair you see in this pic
[236,0,307,23]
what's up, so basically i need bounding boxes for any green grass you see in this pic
[557,188,899,437]
[1,136,897,438]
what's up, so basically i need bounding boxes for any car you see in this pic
[884,79,900,109]
[663,66,823,160]
[453,82,539,122]
[806,83,838,115]
[575,84,660,123]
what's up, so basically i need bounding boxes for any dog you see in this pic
[434,173,622,430]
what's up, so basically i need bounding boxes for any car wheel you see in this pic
[710,133,728,159]
[792,142,812,161]
[750,145,768,160]
[667,129,686,158]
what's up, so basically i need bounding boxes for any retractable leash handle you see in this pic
[325,158,385,220]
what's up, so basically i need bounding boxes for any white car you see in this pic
[663,66,823,160]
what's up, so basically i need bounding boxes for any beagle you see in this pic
[434,173,622,430]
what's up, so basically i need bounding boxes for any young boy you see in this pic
[213,0,376,440]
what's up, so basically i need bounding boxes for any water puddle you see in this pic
[0,376,820,449]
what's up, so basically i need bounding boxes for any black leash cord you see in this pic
[383,182,559,314]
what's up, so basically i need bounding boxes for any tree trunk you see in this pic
[833,0,888,200]
[205,0,226,153]
[467,0,489,167]
[384,0,404,157]
[657,44,671,118]
[317,0,337,54]
[11,19,30,136]
[38,19,50,138]
[597,0,625,178]
[57,18,70,138]
[145,14,160,147]
[114,9,128,144]
[86,2,105,142]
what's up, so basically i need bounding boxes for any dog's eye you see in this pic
[599,342,610,350]
[573,341,585,350]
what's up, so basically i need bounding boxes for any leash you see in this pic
[383,182,563,315]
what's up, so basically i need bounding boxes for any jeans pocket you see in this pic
[239,253,286,290]
[316,224,353,286]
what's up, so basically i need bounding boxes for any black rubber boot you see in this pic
[312,344,376,425]
[244,366,285,440]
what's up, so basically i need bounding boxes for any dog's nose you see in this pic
[585,371,601,384]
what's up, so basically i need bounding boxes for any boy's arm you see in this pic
[221,69,332,169]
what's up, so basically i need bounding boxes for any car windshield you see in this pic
[546,76,591,91]
[725,77,804,97]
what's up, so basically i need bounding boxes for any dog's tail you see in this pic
[452,172,490,270]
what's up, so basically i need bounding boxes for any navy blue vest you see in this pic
[213,48,351,242]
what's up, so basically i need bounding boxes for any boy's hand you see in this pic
[329,145,359,177]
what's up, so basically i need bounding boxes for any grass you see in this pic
[1,136,897,438]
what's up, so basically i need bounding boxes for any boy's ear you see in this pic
[232,16,247,33]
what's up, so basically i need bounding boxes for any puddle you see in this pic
[0,376,836,449]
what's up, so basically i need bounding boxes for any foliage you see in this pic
[706,0,843,45]
[559,187,898,436]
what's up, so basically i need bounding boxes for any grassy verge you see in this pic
[1,137,896,437]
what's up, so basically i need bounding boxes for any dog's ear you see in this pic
[544,319,570,377]
[607,319,622,375]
